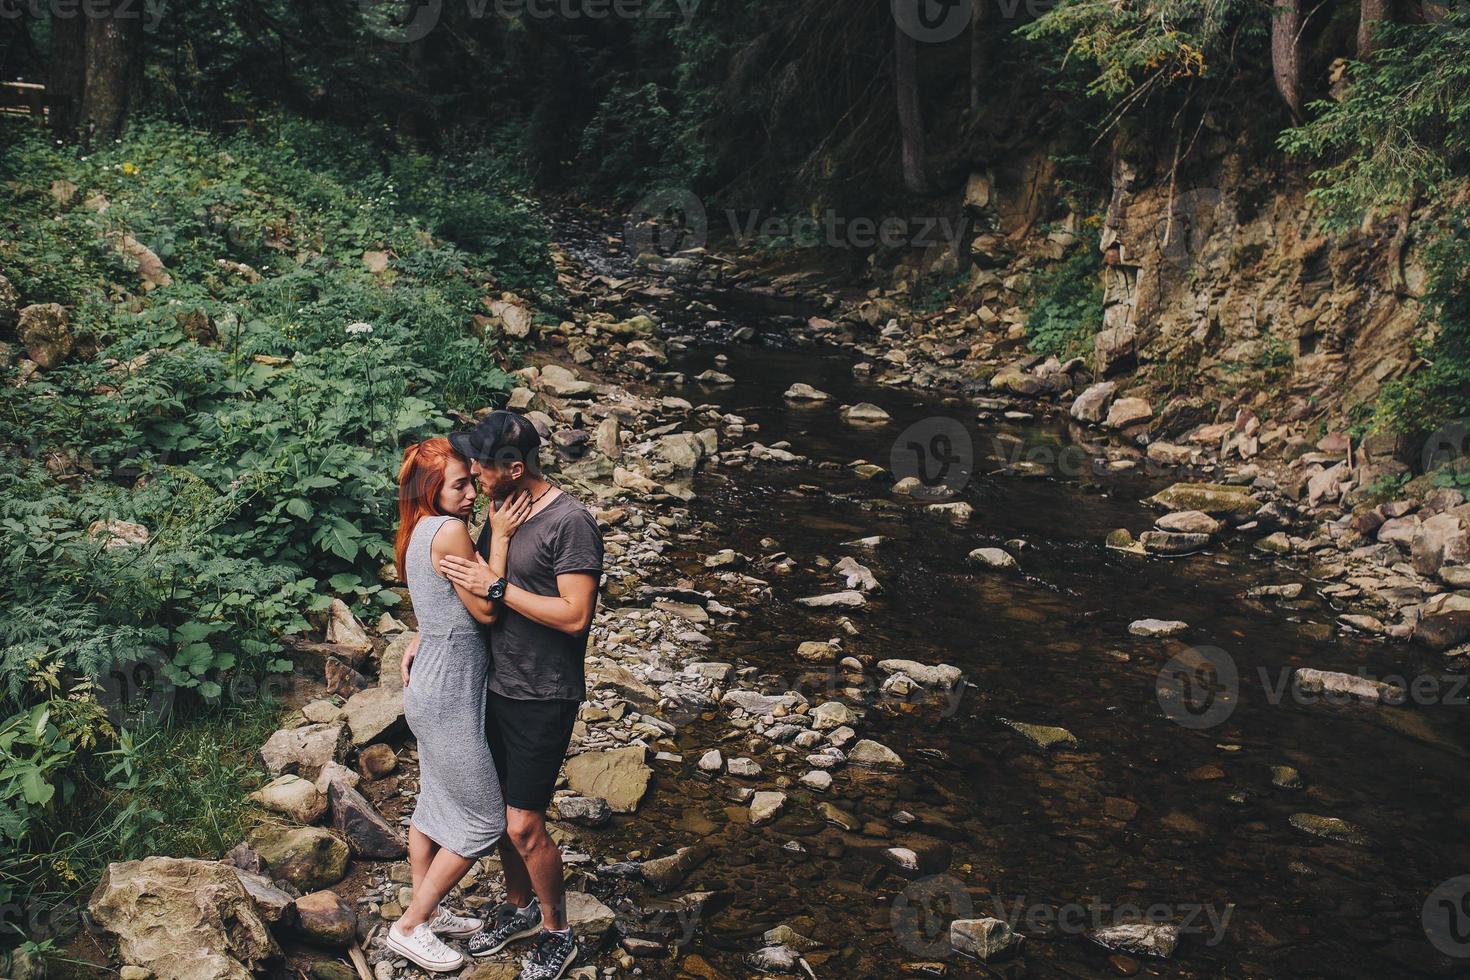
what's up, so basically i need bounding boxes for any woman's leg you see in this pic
[397,846,475,932]
[408,825,440,897]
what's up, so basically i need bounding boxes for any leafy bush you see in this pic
[0,113,550,920]
[1024,239,1104,357]
[1280,13,1470,438]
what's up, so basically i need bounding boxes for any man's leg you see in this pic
[505,806,566,930]
[498,833,534,908]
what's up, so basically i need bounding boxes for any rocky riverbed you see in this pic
[80,211,1469,980]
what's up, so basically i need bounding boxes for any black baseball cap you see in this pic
[449,410,541,467]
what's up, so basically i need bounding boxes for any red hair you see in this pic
[396,438,458,582]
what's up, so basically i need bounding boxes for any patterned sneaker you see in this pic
[385,921,465,973]
[468,898,543,957]
[429,904,484,939]
[518,929,578,980]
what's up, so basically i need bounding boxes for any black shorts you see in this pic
[485,690,580,812]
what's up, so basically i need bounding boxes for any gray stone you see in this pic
[1129,618,1189,637]
[1088,923,1179,958]
[1070,382,1117,423]
[967,547,1018,570]
[260,723,344,778]
[847,739,904,770]
[555,795,613,827]
[877,659,962,689]
[750,791,787,825]
[951,917,1023,961]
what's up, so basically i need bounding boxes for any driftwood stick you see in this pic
[348,942,374,980]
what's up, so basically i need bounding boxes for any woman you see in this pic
[387,438,531,972]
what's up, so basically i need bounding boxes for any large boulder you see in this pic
[248,827,350,891]
[1104,397,1153,429]
[88,857,279,980]
[1410,513,1469,577]
[17,303,73,369]
[564,745,652,813]
[1414,593,1470,651]
[655,432,707,471]
[1146,483,1259,518]
[342,687,405,746]
[1069,382,1116,423]
[1093,325,1137,376]
[260,723,344,778]
[327,778,407,859]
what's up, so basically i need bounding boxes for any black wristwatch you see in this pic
[486,577,508,601]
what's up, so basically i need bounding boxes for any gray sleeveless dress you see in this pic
[403,515,506,858]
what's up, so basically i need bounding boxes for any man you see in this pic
[402,410,602,980]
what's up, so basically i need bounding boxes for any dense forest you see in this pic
[1,0,1468,977]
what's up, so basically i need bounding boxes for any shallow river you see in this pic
[559,217,1470,979]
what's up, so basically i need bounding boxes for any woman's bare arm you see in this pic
[431,520,499,625]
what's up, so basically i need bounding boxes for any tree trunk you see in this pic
[894,19,929,194]
[49,7,87,138]
[1271,0,1304,123]
[969,1,986,114]
[1357,0,1393,55]
[80,0,144,141]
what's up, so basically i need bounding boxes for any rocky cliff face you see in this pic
[953,134,1434,444]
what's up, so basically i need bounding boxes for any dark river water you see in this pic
[557,215,1470,979]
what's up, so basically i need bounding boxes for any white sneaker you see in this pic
[429,904,484,939]
[387,921,465,973]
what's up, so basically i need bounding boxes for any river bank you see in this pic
[72,206,1470,980]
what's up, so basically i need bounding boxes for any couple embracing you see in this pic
[387,410,602,980]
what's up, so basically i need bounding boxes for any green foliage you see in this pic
[1024,237,1104,357]
[1279,14,1470,438]
[1278,14,1470,228]
[0,114,550,917]
[1019,0,1258,101]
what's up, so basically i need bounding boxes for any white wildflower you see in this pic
[346,322,374,335]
